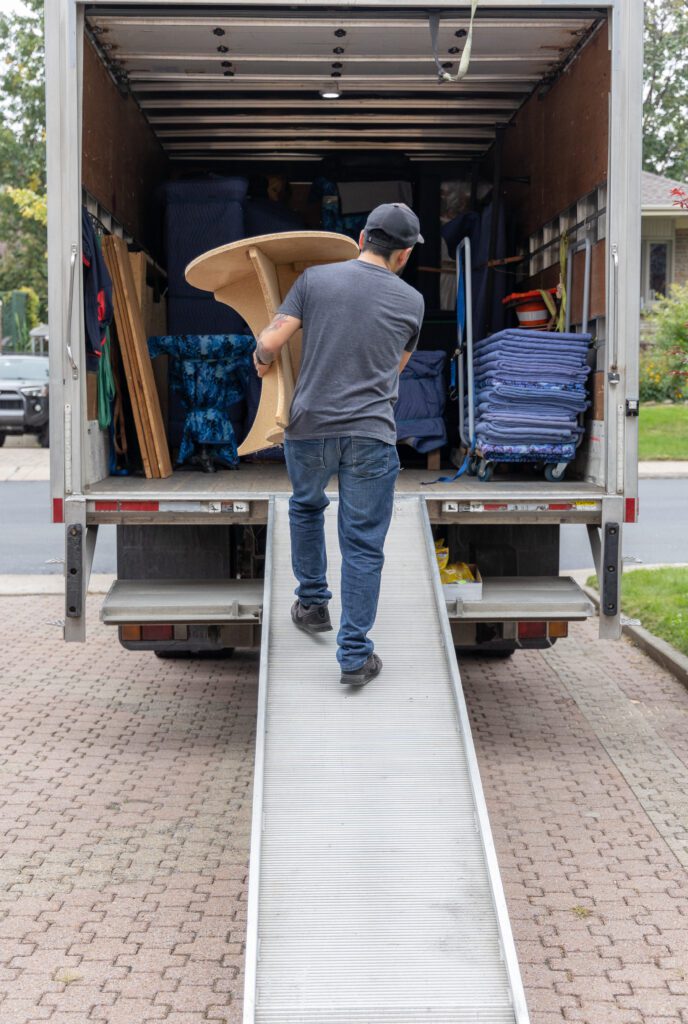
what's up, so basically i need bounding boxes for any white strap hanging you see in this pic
[429,0,479,83]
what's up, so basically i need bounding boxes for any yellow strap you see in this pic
[539,289,557,318]
[557,231,569,333]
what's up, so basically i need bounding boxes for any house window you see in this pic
[641,239,672,306]
[649,243,669,297]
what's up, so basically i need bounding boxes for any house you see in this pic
[641,170,688,310]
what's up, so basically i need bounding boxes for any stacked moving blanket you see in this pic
[472,329,592,463]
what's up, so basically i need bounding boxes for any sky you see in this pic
[0,0,30,14]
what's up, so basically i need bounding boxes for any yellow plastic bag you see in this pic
[435,539,449,572]
[452,562,475,583]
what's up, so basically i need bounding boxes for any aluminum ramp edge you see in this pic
[419,497,530,1024]
[243,495,530,1023]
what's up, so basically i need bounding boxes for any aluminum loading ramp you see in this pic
[245,496,529,1024]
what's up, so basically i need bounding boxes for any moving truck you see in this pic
[46,5,644,1016]
[46,0,643,653]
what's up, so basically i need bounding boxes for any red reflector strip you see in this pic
[52,498,64,523]
[548,503,574,511]
[120,501,159,512]
[141,624,174,641]
[483,503,509,511]
[518,621,547,639]
[625,498,638,523]
[94,500,160,512]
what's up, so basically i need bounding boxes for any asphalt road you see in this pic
[560,477,688,569]
[0,481,117,574]
[1,477,686,575]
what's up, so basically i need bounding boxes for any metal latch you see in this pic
[626,399,639,417]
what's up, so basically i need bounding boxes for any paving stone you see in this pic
[5,599,688,1023]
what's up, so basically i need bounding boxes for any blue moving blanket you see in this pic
[471,328,592,461]
[395,350,447,454]
[148,334,255,468]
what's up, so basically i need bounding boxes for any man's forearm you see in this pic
[256,313,293,363]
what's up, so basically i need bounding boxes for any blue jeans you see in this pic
[284,436,400,672]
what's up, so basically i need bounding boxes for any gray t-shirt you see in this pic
[278,258,425,445]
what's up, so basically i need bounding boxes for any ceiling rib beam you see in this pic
[115,52,554,65]
[148,114,506,125]
[155,127,497,139]
[129,74,535,88]
[91,15,594,31]
[169,154,476,163]
[163,140,486,151]
[139,97,523,110]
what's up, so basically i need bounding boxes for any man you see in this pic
[253,203,425,687]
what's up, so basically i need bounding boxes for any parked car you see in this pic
[0,354,50,447]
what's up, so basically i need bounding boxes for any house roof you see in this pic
[642,170,688,213]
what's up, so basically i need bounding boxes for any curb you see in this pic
[582,584,688,688]
[0,574,115,596]
[638,461,688,479]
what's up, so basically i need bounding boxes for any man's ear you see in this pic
[358,230,365,251]
[396,247,413,270]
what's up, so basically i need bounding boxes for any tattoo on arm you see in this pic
[263,313,291,334]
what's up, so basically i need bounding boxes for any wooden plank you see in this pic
[111,237,173,478]
[128,251,168,337]
[109,245,158,477]
[103,236,173,478]
[103,240,156,477]
[128,251,169,429]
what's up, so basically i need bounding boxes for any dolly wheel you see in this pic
[477,459,494,483]
[544,463,567,482]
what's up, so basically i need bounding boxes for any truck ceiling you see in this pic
[85,4,605,163]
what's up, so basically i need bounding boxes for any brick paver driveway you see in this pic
[2,594,688,1024]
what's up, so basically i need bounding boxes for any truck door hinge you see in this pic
[66,524,83,619]
[602,522,620,617]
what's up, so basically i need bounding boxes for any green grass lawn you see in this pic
[586,567,688,657]
[638,404,688,461]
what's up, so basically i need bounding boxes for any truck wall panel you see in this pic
[500,22,610,239]
[82,39,169,251]
[520,239,606,323]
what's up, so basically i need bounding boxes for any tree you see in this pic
[0,0,47,319]
[644,0,688,183]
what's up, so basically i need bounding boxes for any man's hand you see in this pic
[253,312,302,380]
[253,350,273,378]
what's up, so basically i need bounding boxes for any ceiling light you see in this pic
[320,86,341,99]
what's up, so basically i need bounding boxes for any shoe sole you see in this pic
[291,611,333,635]
[340,659,382,687]
[293,620,333,635]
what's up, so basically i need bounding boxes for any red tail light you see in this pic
[141,625,174,641]
[518,621,547,640]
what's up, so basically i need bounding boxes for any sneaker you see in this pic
[340,653,382,687]
[291,600,333,634]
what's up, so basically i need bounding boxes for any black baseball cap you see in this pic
[363,203,424,250]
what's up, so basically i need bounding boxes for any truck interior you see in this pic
[80,3,611,501]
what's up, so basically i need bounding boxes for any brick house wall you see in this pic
[675,228,688,286]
